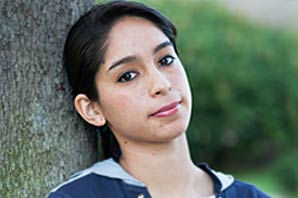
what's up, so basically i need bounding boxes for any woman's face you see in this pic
[95,16,192,146]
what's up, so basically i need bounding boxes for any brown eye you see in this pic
[158,55,175,66]
[118,71,138,83]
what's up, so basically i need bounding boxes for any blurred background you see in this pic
[98,0,298,197]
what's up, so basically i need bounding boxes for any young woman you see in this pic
[49,1,270,198]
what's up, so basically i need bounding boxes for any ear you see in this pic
[74,94,106,127]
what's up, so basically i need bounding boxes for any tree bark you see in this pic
[0,1,96,197]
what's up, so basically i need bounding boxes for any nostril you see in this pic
[155,91,161,95]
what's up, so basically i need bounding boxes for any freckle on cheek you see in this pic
[124,140,128,144]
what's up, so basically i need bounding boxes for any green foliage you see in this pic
[273,151,298,193]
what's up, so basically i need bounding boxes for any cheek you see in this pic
[100,88,146,120]
[170,66,190,90]
[172,66,192,106]
[102,93,129,114]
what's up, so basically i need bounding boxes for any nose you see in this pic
[148,68,171,97]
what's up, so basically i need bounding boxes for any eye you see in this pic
[158,55,175,66]
[117,71,138,83]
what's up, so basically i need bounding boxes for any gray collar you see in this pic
[78,158,234,191]
[87,158,146,186]
[51,158,234,192]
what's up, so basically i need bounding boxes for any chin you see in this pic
[154,121,188,143]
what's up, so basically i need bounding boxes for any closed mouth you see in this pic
[150,101,181,118]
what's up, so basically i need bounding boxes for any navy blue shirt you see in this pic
[48,158,270,198]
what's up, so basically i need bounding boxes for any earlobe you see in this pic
[74,94,106,127]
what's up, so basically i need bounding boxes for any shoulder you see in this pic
[48,158,146,198]
[197,163,271,198]
[223,180,271,197]
[48,173,120,198]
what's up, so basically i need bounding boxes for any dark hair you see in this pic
[63,0,178,161]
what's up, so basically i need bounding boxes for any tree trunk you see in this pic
[0,1,96,197]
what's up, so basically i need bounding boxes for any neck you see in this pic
[118,133,214,197]
[119,133,193,172]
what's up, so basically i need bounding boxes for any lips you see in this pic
[150,101,181,118]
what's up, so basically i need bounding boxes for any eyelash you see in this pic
[117,71,138,83]
[117,55,176,83]
[158,55,175,66]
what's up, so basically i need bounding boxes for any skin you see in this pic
[75,16,215,198]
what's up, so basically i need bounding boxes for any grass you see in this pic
[234,167,296,198]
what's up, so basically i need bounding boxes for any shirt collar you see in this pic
[88,158,146,187]
[66,158,234,192]
[198,163,234,192]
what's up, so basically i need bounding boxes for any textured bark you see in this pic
[0,0,96,197]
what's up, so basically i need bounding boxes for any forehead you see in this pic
[105,16,169,56]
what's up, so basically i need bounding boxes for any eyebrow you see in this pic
[108,41,173,71]
[153,41,173,54]
[108,56,136,71]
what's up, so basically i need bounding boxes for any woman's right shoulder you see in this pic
[47,158,147,198]
[47,159,122,198]
[48,173,118,198]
